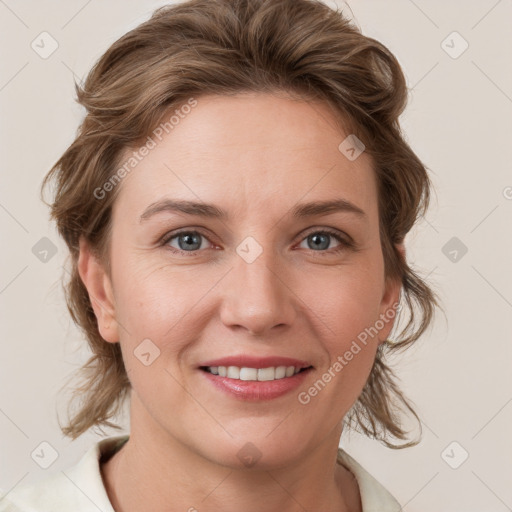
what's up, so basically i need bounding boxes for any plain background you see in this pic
[1,1,511,510]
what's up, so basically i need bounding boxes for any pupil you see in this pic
[180,233,200,251]
[310,233,328,250]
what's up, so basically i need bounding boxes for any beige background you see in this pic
[1,1,511,510]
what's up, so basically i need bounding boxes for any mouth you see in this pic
[200,365,311,381]
[198,356,314,400]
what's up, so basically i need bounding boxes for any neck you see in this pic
[101,395,361,512]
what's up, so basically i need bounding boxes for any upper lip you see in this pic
[199,356,313,369]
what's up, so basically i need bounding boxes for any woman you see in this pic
[0,0,437,510]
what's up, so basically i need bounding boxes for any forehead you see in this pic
[113,93,378,223]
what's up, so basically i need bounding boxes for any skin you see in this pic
[79,92,403,512]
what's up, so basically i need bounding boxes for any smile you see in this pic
[198,356,314,401]
[201,365,308,381]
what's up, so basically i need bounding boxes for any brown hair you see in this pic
[44,0,439,448]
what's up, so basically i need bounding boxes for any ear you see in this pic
[77,237,119,343]
[377,243,404,344]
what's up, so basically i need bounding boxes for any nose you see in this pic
[219,245,297,337]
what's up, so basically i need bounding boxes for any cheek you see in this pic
[302,259,384,343]
[297,259,385,396]
[111,266,205,401]
[111,259,220,355]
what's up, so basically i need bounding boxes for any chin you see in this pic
[199,428,313,471]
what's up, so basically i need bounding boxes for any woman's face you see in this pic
[83,92,401,468]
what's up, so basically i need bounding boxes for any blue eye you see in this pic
[161,228,353,257]
[298,230,349,253]
[165,231,209,253]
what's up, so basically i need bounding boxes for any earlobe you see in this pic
[77,237,119,343]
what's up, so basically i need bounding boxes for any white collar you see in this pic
[2,434,401,512]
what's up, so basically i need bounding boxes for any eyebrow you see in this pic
[139,198,367,223]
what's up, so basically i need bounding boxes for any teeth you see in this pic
[240,367,258,381]
[258,367,275,381]
[227,366,240,379]
[275,366,286,379]
[206,365,305,381]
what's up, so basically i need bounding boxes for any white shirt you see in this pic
[0,434,401,511]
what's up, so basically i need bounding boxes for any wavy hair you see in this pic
[43,0,439,447]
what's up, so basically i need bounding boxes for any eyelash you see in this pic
[159,228,355,257]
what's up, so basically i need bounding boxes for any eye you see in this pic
[161,228,354,257]
[297,229,352,254]
[163,230,212,255]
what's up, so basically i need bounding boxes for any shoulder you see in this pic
[0,435,129,512]
[337,447,402,512]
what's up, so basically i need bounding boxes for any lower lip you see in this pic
[200,368,312,401]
